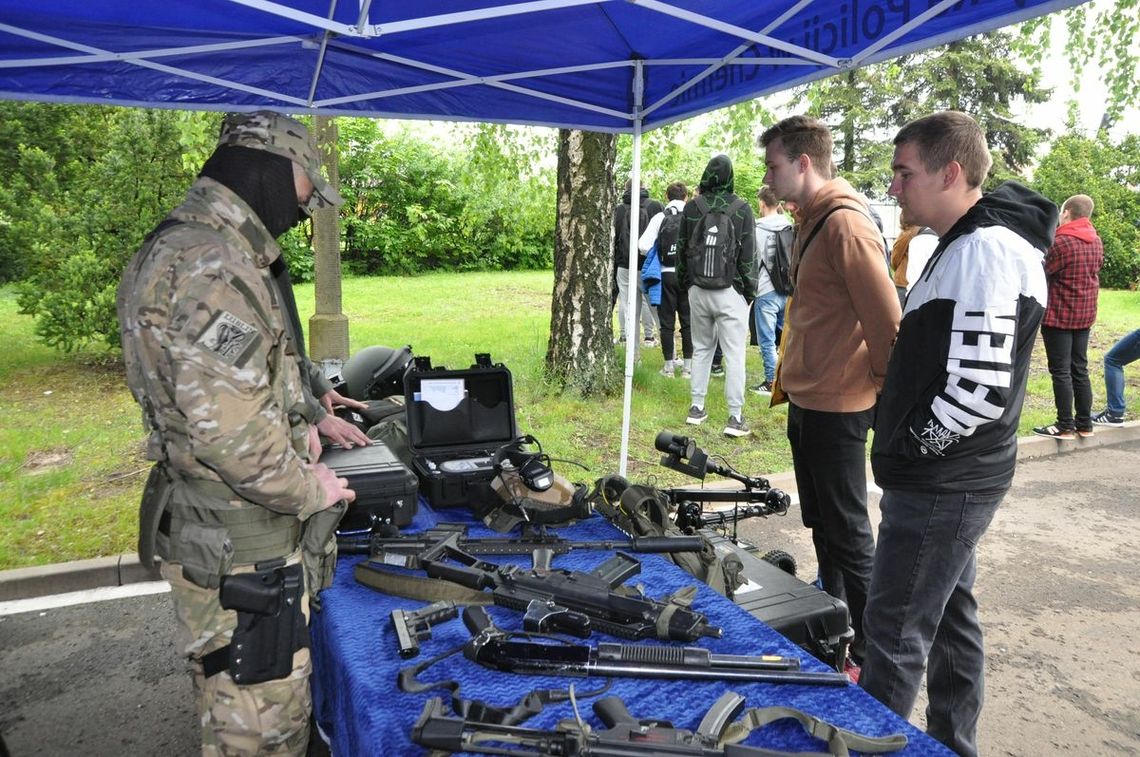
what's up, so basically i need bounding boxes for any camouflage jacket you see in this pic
[118,177,324,519]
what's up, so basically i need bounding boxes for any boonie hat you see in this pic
[217,110,344,212]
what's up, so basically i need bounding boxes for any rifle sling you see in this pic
[399,641,610,728]
[721,704,908,755]
[354,560,492,605]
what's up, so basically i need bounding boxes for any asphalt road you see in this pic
[2,437,1138,756]
[0,589,196,755]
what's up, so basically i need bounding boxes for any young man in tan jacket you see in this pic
[759,115,900,669]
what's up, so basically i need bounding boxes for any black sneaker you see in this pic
[686,405,708,425]
[750,381,773,396]
[1033,424,1075,440]
[723,415,751,437]
[710,365,725,378]
[1092,409,1124,427]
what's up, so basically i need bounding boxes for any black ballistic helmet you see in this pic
[342,345,413,400]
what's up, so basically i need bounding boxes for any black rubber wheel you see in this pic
[760,549,797,576]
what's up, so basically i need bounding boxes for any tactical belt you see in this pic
[157,475,302,566]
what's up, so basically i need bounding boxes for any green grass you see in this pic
[1,276,1138,570]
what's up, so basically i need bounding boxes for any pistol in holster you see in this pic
[214,561,309,685]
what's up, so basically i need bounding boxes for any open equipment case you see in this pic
[405,353,518,510]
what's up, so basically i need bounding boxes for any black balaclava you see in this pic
[199,145,301,238]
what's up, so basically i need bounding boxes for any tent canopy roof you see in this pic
[0,0,1083,132]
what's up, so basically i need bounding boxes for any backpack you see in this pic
[762,224,795,296]
[656,206,684,267]
[686,195,746,290]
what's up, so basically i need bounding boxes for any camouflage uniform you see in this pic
[118,111,342,756]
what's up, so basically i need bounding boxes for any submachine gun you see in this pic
[355,531,722,642]
[655,431,791,541]
[462,606,848,687]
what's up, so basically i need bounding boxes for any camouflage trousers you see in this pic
[162,553,312,757]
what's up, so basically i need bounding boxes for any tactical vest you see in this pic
[122,217,321,589]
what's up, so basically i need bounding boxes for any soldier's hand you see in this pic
[312,462,355,507]
[317,414,372,449]
[320,388,369,414]
[308,425,322,461]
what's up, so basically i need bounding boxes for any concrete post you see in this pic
[309,115,349,362]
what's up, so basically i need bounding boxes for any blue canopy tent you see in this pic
[0,0,1084,473]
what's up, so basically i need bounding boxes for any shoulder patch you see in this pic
[195,310,258,365]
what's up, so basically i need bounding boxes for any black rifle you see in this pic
[356,532,722,642]
[413,690,908,756]
[462,606,849,687]
[390,600,459,658]
[341,522,704,572]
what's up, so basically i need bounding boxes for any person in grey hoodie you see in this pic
[751,185,792,395]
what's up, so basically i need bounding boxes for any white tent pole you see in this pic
[618,60,644,479]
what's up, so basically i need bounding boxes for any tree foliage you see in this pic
[1034,132,1140,289]
[2,105,210,351]
[796,31,1052,196]
[335,119,555,276]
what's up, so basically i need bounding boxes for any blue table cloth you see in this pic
[311,502,952,756]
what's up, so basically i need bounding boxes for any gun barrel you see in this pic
[595,643,799,671]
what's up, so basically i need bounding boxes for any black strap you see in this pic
[200,645,230,678]
[798,204,870,259]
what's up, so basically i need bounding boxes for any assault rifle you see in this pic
[655,431,791,541]
[462,606,849,687]
[355,532,722,642]
[341,522,704,572]
[413,690,908,756]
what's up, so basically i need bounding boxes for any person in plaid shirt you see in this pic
[1033,194,1105,440]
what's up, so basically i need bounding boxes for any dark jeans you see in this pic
[1041,325,1092,431]
[860,487,1005,757]
[657,271,692,361]
[786,403,875,656]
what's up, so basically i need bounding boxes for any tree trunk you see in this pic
[546,129,618,396]
[841,71,856,174]
[309,115,349,362]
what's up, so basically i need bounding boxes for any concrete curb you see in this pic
[3,422,1138,602]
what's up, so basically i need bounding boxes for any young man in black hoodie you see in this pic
[613,180,664,346]
[860,111,1058,757]
[675,154,756,436]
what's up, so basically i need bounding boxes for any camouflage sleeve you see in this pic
[167,249,325,519]
[302,358,331,423]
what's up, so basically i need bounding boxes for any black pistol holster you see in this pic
[205,561,309,685]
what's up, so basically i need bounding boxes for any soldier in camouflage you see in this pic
[118,110,358,756]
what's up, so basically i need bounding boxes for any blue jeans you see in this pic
[860,487,1006,757]
[1104,329,1140,417]
[752,290,786,383]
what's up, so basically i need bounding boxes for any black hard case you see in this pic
[321,442,419,531]
[705,532,851,655]
[404,354,518,508]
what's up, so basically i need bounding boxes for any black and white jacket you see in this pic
[871,182,1058,493]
